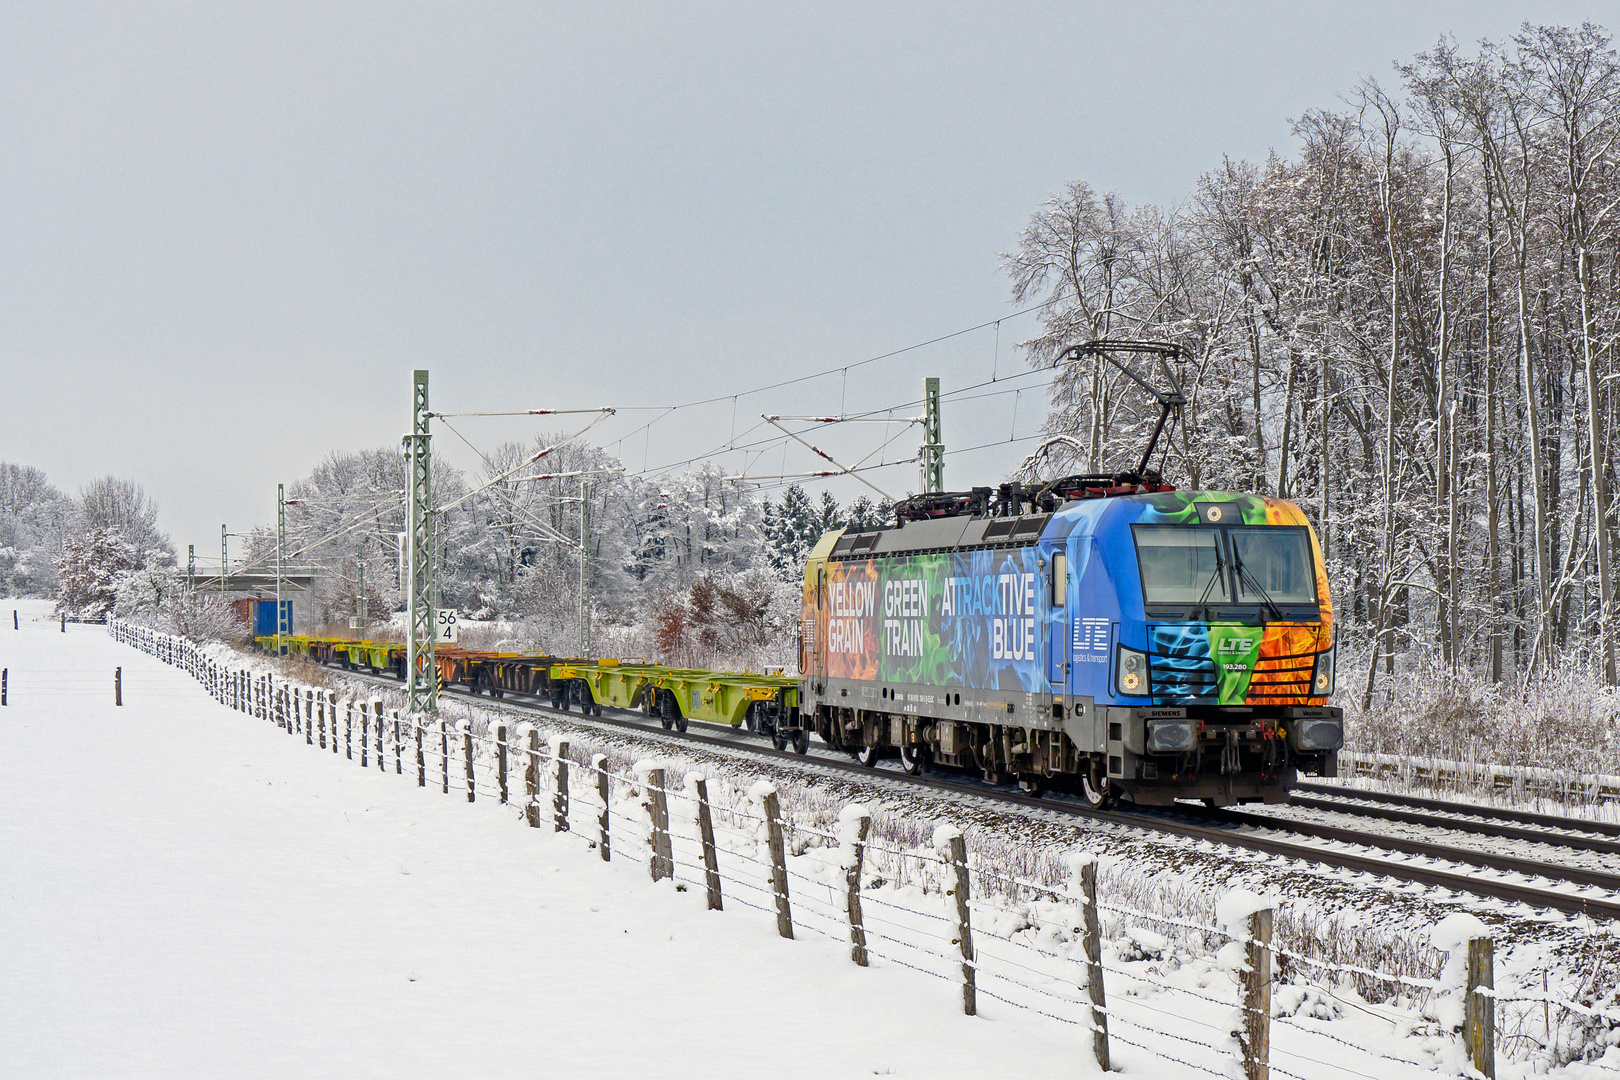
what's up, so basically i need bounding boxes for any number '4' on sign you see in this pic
[436,610,459,644]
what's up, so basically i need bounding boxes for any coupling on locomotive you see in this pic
[799,480,1343,807]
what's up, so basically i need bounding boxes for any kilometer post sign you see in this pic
[823,550,1046,692]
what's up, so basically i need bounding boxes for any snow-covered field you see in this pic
[0,599,1087,1078]
[6,598,1620,1079]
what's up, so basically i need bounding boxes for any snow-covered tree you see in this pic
[1001,22,1620,697]
[0,462,74,596]
[763,485,820,579]
[77,476,173,565]
[113,555,178,621]
[54,528,141,621]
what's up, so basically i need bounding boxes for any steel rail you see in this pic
[324,666,1620,920]
[1281,793,1620,857]
[1292,780,1620,840]
[1201,805,1620,893]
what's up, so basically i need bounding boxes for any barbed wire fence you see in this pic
[108,620,1620,1078]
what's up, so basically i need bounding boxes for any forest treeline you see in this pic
[1005,24,1620,700]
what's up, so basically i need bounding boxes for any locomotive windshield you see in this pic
[1133,524,1318,618]
[1134,526,1230,604]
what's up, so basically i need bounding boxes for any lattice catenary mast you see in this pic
[404,369,437,713]
[275,484,290,655]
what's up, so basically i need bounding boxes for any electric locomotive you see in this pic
[799,340,1341,806]
[799,479,1343,806]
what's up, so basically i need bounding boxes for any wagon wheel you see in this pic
[856,741,881,768]
[792,728,810,755]
[899,741,928,776]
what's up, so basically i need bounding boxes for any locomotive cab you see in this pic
[1067,491,1343,806]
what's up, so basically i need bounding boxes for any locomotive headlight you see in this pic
[1290,717,1344,751]
[1146,719,1196,753]
[1116,645,1149,697]
[1312,647,1336,696]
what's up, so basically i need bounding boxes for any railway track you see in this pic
[329,666,1620,921]
[1287,782,1620,853]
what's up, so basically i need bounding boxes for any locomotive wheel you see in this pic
[856,742,881,768]
[1080,767,1115,809]
[660,716,673,731]
[674,716,688,733]
[792,729,810,755]
[772,732,788,752]
[898,742,927,776]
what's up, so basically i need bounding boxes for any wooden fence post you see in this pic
[316,690,326,750]
[374,701,386,772]
[593,754,610,860]
[441,721,449,794]
[415,718,425,786]
[360,702,370,766]
[1241,906,1273,1080]
[345,700,354,760]
[552,738,570,831]
[115,667,122,706]
[690,774,722,910]
[305,689,314,745]
[938,828,975,1015]
[1466,937,1496,1080]
[525,730,541,827]
[496,724,509,804]
[1070,852,1109,1071]
[463,723,475,802]
[2,667,7,707]
[646,767,673,882]
[391,710,401,774]
[843,806,870,965]
[761,787,793,939]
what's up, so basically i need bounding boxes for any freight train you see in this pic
[252,341,1342,808]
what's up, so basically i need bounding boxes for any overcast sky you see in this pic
[2,2,1611,563]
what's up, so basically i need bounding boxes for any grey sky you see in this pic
[1,2,1610,562]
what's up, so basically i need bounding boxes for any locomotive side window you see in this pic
[1050,550,1066,607]
[1134,526,1230,604]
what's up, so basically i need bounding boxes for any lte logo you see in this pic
[1216,637,1255,655]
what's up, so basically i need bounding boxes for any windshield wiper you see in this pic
[1193,534,1228,618]
[1232,551,1284,622]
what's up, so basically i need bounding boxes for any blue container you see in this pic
[252,599,293,638]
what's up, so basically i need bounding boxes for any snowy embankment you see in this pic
[7,602,1620,1078]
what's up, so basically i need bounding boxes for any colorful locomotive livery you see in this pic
[802,486,1343,806]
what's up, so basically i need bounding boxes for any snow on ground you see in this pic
[0,599,1091,1079]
